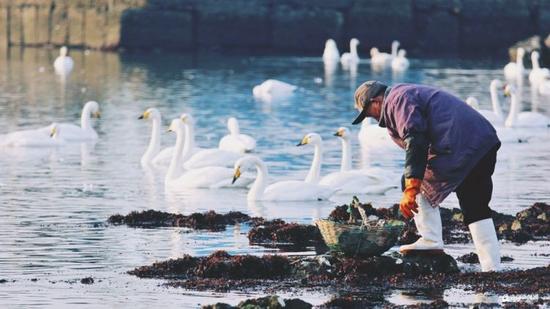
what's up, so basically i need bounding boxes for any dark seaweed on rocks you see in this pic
[457,252,514,264]
[108,210,251,231]
[202,295,313,309]
[129,250,291,280]
[248,219,324,247]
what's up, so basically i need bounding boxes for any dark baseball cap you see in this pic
[352,80,387,125]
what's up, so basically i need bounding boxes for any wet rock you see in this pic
[128,254,198,279]
[319,293,388,308]
[80,277,94,284]
[0,279,7,284]
[498,203,550,243]
[202,295,313,309]
[335,256,402,282]
[457,253,514,264]
[401,251,459,275]
[248,219,324,247]
[108,210,251,231]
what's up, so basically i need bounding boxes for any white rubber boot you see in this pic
[399,193,444,254]
[468,218,501,272]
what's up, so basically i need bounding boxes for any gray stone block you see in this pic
[22,5,50,46]
[414,1,460,54]
[68,7,85,46]
[272,5,344,52]
[9,6,23,46]
[85,8,107,49]
[120,8,193,50]
[50,2,69,45]
[0,7,8,50]
[105,8,123,49]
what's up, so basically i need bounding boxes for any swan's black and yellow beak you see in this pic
[93,111,101,119]
[232,167,241,184]
[334,129,344,137]
[139,111,150,120]
[50,126,57,138]
[503,85,511,97]
[296,136,309,146]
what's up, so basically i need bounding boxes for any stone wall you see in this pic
[1,0,549,56]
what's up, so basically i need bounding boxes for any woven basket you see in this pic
[315,219,405,257]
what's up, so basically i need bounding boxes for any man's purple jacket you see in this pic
[379,83,500,206]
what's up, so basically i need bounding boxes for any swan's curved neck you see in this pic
[229,121,240,135]
[248,158,268,201]
[142,116,161,164]
[391,43,399,58]
[489,85,505,121]
[305,143,322,183]
[532,55,541,70]
[166,126,185,182]
[516,53,524,68]
[340,138,352,172]
[351,43,358,57]
[81,106,93,130]
[505,92,520,127]
[181,122,195,163]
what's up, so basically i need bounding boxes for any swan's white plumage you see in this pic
[504,84,550,128]
[179,114,244,169]
[218,117,256,153]
[53,46,74,76]
[40,101,100,141]
[233,156,337,201]
[0,126,62,147]
[391,49,410,71]
[322,39,340,63]
[467,80,505,126]
[358,118,400,151]
[317,127,396,195]
[164,119,252,189]
[504,48,525,81]
[528,51,550,86]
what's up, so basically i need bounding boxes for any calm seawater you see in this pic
[0,48,548,308]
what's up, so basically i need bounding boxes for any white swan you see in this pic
[164,119,252,189]
[180,114,243,169]
[53,46,74,76]
[504,48,525,82]
[218,117,256,153]
[41,101,100,141]
[322,39,340,63]
[1,123,64,147]
[139,108,174,167]
[466,80,506,126]
[529,51,550,86]
[538,80,550,96]
[252,79,297,102]
[232,156,337,201]
[504,84,550,128]
[318,127,396,195]
[296,133,324,184]
[370,47,391,68]
[340,38,360,67]
[391,49,410,71]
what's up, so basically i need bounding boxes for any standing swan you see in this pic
[139,108,174,167]
[340,38,360,67]
[53,46,74,76]
[232,156,337,201]
[43,101,100,141]
[164,119,252,189]
[218,117,256,153]
[181,114,243,169]
[322,39,340,64]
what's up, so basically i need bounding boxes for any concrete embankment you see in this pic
[0,0,549,57]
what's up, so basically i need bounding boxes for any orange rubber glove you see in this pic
[400,178,422,219]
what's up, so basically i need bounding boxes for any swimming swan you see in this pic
[232,155,337,201]
[53,46,74,76]
[504,84,550,128]
[391,49,410,71]
[340,38,360,67]
[181,114,243,169]
[218,117,256,153]
[253,79,297,102]
[1,123,64,147]
[318,127,396,194]
[528,51,550,86]
[466,80,506,126]
[42,101,100,141]
[164,119,252,189]
[504,48,525,82]
[139,107,174,167]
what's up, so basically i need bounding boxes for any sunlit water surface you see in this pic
[0,49,549,307]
